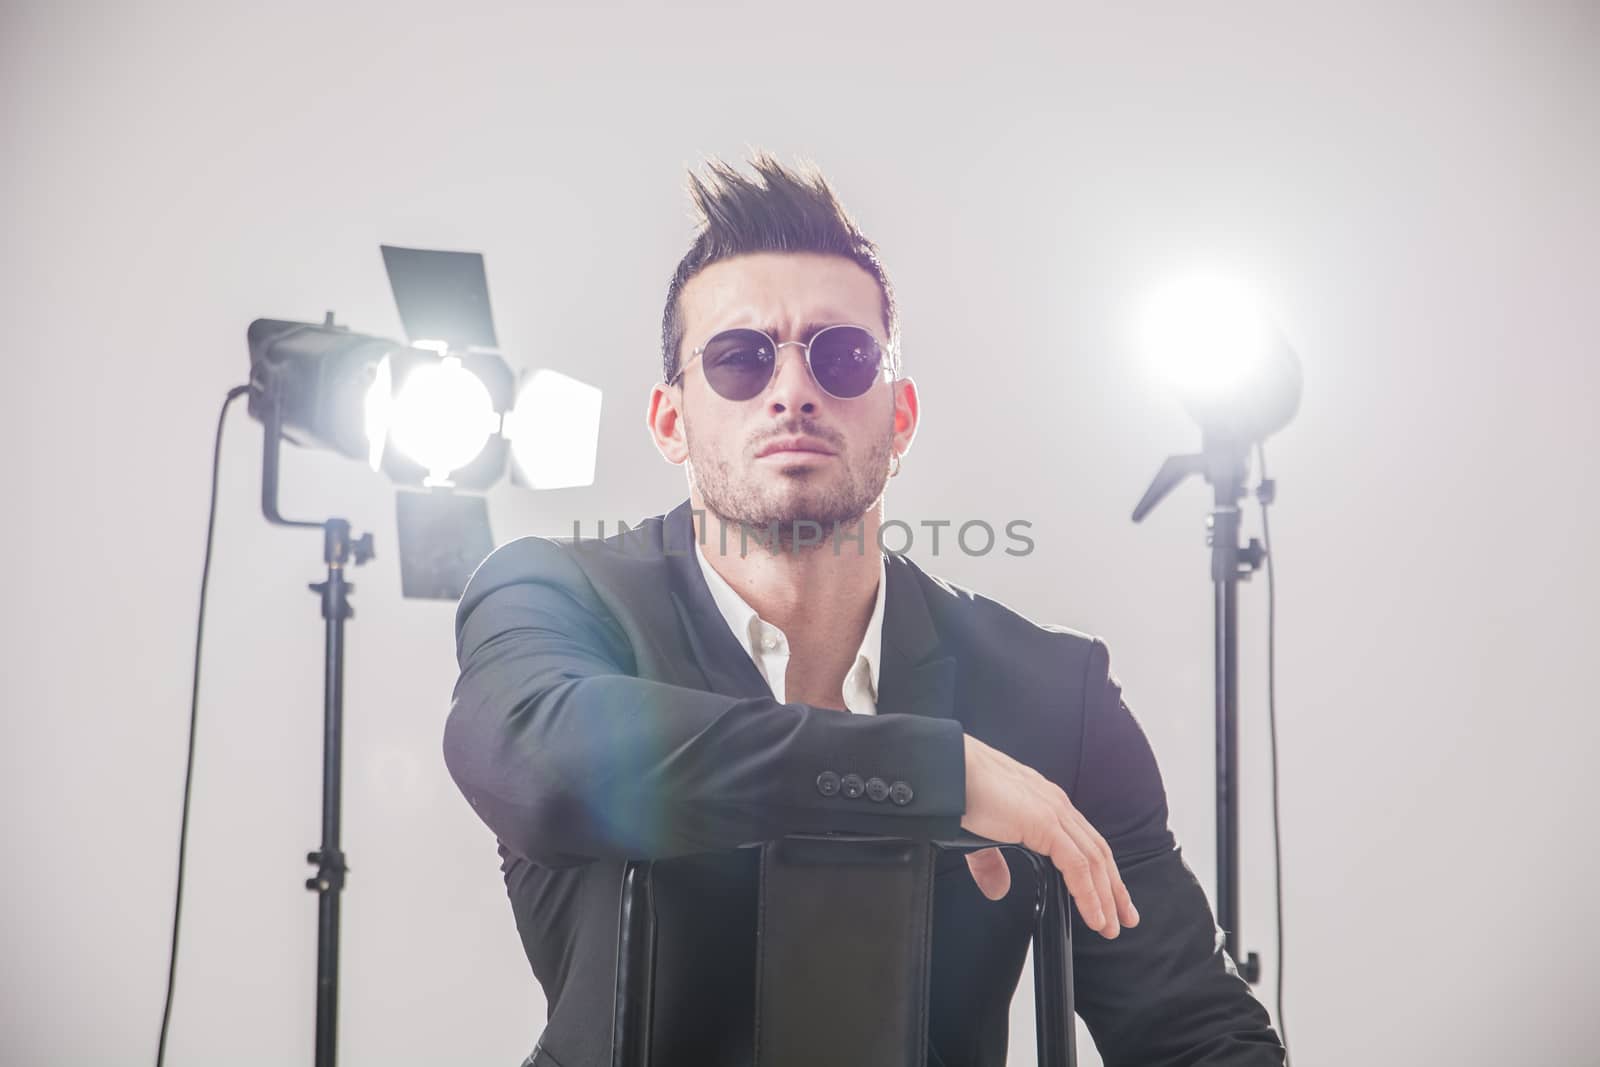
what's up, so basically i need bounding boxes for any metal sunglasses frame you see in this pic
[670,322,897,400]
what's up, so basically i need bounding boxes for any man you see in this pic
[444,152,1285,1066]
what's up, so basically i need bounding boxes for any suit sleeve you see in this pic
[442,537,968,867]
[1067,637,1285,1066]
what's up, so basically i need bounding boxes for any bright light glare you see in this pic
[503,370,603,489]
[1139,276,1272,400]
[364,355,394,471]
[384,355,498,484]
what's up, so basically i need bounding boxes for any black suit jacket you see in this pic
[444,500,1284,1066]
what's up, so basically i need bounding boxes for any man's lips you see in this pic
[756,437,836,458]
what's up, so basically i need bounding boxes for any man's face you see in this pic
[649,251,917,544]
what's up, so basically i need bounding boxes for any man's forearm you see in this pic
[445,577,967,865]
[444,669,969,864]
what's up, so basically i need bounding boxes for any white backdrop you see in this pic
[3,2,1597,1064]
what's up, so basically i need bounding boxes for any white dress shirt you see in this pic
[693,540,887,715]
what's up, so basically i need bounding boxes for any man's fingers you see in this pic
[1073,823,1119,938]
[1045,831,1104,931]
[1114,878,1140,927]
[1044,787,1123,938]
[1071,810,1137,928]
[960,736,1138,935]
[965,847,1010,901]
[1087,822,1138,928]
[1013,800,1102,929]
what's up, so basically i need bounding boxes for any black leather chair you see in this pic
[611,832,1075,1067]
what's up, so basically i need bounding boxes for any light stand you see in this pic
[237,246,602,1065]
[252,385,374,1067]
[1131,276,1300,988]
[1134,439,1268,983]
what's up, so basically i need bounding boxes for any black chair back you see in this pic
[611,832,1075,1067]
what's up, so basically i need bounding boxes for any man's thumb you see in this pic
[965,846,1011,901]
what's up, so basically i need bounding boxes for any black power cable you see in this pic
[1255,441,1291,1064]
[155,384,252,1067]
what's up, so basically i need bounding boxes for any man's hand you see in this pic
[960,733,1140,940]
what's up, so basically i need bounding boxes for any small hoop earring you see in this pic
[889,451,902,478]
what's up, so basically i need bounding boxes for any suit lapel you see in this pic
[663,500,774,700]
[875,553,958,723]
[660,500,957,722]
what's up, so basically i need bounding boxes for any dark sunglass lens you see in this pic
[809,327,883,398]
[700,330,775,401]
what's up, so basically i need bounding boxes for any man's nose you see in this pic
[763,341,823,414]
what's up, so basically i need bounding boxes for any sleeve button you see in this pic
[865,777,889,802]
[889,781,914,806]
[816,771,840,797]
[840,773,865,799]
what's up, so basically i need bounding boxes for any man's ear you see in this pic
[647,383,689,465]
[890,375,919,457]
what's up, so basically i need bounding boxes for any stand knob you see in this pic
[1239,538,1267,574]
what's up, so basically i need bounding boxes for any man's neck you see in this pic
[692,500,883,647]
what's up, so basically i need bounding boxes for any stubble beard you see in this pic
[686,420,893,554]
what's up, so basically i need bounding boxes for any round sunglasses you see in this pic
[671,324,893,401]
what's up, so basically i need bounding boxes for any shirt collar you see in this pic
[693,537,886,699]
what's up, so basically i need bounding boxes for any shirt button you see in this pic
[840,773,865,799]
[889,781,914,806]
[816,771,840,797]
[761,636,778,651]
[865,777,889,802]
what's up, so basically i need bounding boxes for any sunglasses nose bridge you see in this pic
[760,337,825,404]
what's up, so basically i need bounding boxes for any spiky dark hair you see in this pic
[660,150,902,384]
